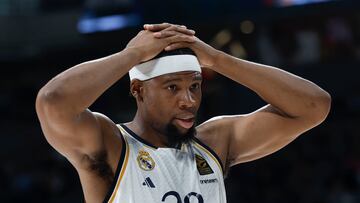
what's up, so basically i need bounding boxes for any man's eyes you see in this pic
[166,83,200,92]
[190,83,200,90]
[168,85,177,91]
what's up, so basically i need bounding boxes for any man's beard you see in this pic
[164,122,196,148]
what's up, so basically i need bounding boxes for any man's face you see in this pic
[137,71,202,146]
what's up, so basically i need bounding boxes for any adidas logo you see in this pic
[142,177,156,188]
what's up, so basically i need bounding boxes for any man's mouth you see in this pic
[174,117,195,129]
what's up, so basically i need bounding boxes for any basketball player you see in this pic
[36,23,331,203]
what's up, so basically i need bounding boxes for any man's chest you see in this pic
[114,147,223,202]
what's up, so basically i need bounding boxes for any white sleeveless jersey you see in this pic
[103,124,227,203]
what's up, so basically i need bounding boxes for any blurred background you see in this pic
[1,0,360,202]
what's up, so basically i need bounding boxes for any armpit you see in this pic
[85,150,114,184]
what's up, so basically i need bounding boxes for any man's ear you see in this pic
[130,79,144,101]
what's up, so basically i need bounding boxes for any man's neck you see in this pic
[126,112,170,148]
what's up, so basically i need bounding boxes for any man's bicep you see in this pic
[228,105,315,166]
[38,108,106,166]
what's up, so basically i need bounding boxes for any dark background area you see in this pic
[1,0,360,202]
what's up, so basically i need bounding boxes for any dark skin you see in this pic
[36,25,199,202]
[36,23,331,202]
[127,71,203,147]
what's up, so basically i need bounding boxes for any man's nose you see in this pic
[179,90,196,109]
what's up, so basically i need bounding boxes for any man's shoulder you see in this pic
[92,112,122,136]
[195,115,245,171]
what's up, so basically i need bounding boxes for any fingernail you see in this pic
[154,32,161,37]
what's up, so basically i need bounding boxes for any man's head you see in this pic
[129,49,202,147]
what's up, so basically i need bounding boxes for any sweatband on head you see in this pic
[129,48,201,81]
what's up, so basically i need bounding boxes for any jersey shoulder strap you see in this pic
[192,137,224,174]
[103,124,130,203]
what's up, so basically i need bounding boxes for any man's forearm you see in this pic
[213,51,331,121]
[37,48,141,116]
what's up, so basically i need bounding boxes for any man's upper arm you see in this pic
[227,104,319,166]
[36,99,113,168]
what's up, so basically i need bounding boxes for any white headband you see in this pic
[129,54,201,81]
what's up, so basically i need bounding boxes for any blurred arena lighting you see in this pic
[77,13,141,34]
[210,29,232,49]
[229,41,247,58]
[240,20,255,34]
[266,0,335,7]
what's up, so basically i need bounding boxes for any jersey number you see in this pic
[162,191,204,203]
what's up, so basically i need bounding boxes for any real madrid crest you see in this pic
[137,149,155,171]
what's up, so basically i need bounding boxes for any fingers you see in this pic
[144,22,171,31]
[144,23,195,37]
[165,34,196,45]
[144,22,186,31]
[154,30,180,38]
[159,29,196,51]
[165,42,190,51]
[153,29,195,38]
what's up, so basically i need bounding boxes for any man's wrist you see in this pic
[211,49,225,71]
[123,47,144,64]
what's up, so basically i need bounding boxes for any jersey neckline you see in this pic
[120,124,225,174]
[120,124,191,151]
[120,124,159,149]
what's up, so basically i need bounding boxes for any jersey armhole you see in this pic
[193,137,225,175]
[103,125,128,203]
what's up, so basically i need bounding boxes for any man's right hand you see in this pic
[126,23,196,62]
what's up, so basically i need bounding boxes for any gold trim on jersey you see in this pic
[193,142,223,175]
[108,127,130,203]
[120,125,157,151]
